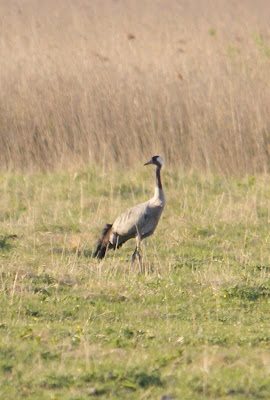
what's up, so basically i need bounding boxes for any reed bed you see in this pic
[1,0,270,173]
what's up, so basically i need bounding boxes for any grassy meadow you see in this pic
[0,167,270,399]
[1,0,270,399]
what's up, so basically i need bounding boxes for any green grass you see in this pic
[0,167,270,399]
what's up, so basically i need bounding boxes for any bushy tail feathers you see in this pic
[93,223,113,259]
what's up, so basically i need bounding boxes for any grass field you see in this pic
[0,166,269,399]
[1,0,270,398]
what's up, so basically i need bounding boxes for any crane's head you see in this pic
[144,155,164,168]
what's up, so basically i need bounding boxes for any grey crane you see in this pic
[93,155,165,270]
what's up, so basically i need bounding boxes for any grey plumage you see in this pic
[93,155,165,268]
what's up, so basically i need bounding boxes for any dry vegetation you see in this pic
[1,0,270,173]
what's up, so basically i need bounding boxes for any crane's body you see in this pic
[93,156,165,269]
[110,187,164,245]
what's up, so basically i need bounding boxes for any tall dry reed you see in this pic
[1,0,270,174]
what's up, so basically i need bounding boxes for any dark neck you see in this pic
[155,166,162,189]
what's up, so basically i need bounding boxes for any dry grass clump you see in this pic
[1,0,270,173]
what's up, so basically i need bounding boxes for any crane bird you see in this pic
[93,155,165,271]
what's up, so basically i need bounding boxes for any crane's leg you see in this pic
[132,235,144,274]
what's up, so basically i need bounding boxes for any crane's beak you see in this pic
[144,159,153,166]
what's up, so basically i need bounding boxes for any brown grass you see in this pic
[1,0,270,173]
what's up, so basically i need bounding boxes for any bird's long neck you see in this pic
[151,165,165,205]
[156,165,162,190]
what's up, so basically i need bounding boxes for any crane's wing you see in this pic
[112,201,149,237]
[111,200,163,246]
